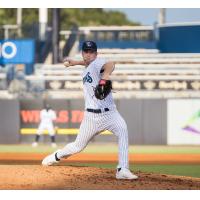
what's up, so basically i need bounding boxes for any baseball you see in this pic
[63,61,70,67]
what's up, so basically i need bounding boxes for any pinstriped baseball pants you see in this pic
[57,109,129,169]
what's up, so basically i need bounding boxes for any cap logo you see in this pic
[86,42,92,47]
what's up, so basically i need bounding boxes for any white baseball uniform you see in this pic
[57,57,129,169]
[37,109,57,136]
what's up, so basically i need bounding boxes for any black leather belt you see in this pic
[86,108,109,113]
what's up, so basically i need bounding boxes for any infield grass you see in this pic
[0,144,200,154]
[0,144,200,178]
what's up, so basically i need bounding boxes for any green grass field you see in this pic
[0,143,200,154]
[0,144,200,178]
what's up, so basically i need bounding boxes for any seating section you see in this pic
[27,49,200,99]
[1,49,200,99]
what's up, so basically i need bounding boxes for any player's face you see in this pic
[82,50,97,65]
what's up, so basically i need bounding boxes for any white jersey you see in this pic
[40,109,56,124]
[82,57,116,110]
[52,57,130,171]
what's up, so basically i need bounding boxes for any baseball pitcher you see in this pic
[42,41,138,180]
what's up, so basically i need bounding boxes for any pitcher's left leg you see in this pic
[108,111,138,179]
[108,111,129,169]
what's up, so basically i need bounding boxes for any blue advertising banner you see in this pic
[0,39,35,64]
[157,24,200,53]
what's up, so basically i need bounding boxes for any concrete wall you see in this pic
[118,99,167,144]
[0,99,20,144]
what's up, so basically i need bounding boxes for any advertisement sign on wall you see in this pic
[20,99,85,135]
[0,40,35,64]
[167,99,200,144]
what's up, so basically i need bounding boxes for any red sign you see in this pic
[20,110,84,124]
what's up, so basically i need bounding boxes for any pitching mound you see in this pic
[0,165,200,190]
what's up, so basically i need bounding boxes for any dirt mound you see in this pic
[0,165,200,190]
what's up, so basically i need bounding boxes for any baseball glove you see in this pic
[94,79,112,100]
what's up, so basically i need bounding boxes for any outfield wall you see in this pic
[19,99,167,145]
[0,99,20,144]
[1,99,200,145]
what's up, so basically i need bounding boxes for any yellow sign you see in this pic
[20,128,112,135]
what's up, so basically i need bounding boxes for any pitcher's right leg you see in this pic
[42,112,97,166]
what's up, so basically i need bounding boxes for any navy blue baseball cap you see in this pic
[82,41,97,52]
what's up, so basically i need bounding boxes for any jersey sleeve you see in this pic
[94,58,107,74]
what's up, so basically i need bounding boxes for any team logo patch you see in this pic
[83,72,93,84]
